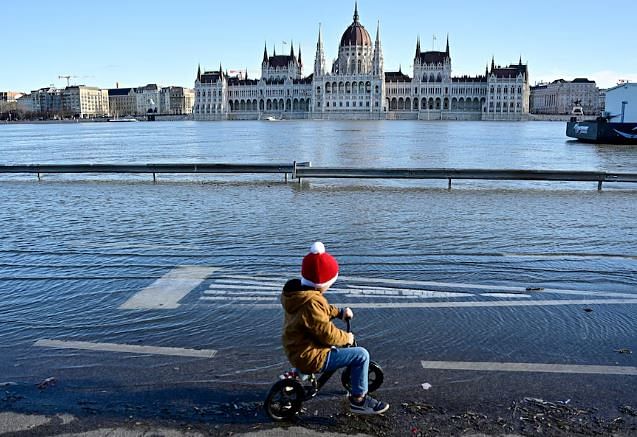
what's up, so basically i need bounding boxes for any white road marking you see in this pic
[345,287,469,298]
[421,360,637,376]
[201,296,277,302]
[211,275,636,299]
[213,278,281,286]
[208,284,280,291]
[204,290,279,296]
[480,293,531,298]
[120,266,219,310]
[341,276,637,299]
[34,339,217,358]
[230,298,637,310]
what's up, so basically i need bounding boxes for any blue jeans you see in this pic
[321,346,370,397]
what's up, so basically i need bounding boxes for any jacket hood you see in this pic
[281,279,321,314]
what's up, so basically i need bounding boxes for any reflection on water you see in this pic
[2,120,636,171]
[0,121,635,382]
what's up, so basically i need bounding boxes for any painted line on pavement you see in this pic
[208,284,280,290]
[120,266,219,310]
[421,360,637,376]
[35,339,217,358]
[201,296,277,302]
[213,275,637,299]
[230,298,637,310]
[341,276,637,299]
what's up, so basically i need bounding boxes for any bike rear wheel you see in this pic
[341,360,384,393]
[264,379,304,421]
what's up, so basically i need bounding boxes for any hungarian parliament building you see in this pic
[193,5,529,121]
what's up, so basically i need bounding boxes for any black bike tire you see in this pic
[341,360,384,393]
[264,379,304,421]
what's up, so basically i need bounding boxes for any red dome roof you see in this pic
[339,4,372,47]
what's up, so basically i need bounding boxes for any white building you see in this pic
[530,78,600,115]
[135,84,160,115]
[605,83,637,122]
[193,4,529,121]
[63,86,110,118]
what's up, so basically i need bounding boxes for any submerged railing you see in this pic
[1,162,636,190]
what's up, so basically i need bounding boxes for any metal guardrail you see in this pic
[1,163,636,190]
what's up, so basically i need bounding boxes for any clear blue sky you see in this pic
[2,0,636,92]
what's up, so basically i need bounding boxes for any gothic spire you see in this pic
[375,20,381,43]
[290,39,295,58]
[263,42,268,63]
[445,34,450,55]
[197,63,201,81]
[314,23,326,77]
[491,56,495,71]
[353,1,359,23]
[415,36,421,58]
[298,44,302,66]
[373,20,384,76]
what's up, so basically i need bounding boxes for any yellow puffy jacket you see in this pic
[281,279,350,373]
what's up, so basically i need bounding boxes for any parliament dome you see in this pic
[339,4,372,48]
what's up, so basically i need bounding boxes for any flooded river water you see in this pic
[0,120,635,427]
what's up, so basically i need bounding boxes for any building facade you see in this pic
[193,5,530,121]
[63,86,110,118]
[530,78,600,115]
[160,86,195,115]
[108,87,137,117]
[0,91,24,114]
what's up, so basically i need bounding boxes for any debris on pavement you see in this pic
[37,377,56,390]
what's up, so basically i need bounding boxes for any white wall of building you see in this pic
[605,83,637,122]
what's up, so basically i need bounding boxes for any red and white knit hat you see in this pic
[301,242,339,289]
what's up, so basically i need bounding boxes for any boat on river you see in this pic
[108,116,138,122]
[566,118,637,144]
[567,83,637,144]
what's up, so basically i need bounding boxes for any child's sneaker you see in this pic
[349,395,390,415]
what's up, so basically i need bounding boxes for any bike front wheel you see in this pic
[341,360,384,393]
[264,379,304,421]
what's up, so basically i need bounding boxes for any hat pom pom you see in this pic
[310,241,326,254]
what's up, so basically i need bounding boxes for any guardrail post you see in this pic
[598,180,603,191]
[153,173,157,184]
[37,172,41,182]
[448,178,452,190]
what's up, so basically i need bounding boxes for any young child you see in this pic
[281,241,389,415]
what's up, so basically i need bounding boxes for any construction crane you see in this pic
[58,75,78,86]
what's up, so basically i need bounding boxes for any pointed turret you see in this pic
[415,37,421,59]
[263,43,268,64]
[491,56,495,71]
[273,46,276,57]
[196,64,201,82]
[314,23,326,77]
[298,44,302,66]
[372,20,384,76]
[290,40,295,59]
[445,34,450,55]
[354,1,360,23]
[519,55,522,65]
